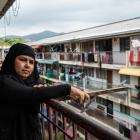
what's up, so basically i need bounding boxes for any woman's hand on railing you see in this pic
[33,84,48,88]
[70,86,90,103]
[33,84,90,103]
[52,82,62,86]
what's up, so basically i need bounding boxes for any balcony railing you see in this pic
[40,76,140,139]
[41,99,127,140]
[35,51,126,65]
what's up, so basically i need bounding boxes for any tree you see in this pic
[0,38,26,46]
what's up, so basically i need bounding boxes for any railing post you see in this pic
[85,131,88,140]
[85,131,98,140]
[72,123,78,140]
[48,107,54,140]
[62,116,67,140]
[40,104,46,140]
[126,51,129,67]
[54,111,58,140]
[42,52,45,59]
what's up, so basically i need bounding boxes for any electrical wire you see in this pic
[4,10,11,26]
[0,0,21,40]
[12,0,20,17]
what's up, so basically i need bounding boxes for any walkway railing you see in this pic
[41,99,127,140]
[35,51,126,65]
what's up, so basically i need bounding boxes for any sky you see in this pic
[0,0,140,37]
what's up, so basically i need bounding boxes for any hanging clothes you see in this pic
[94,53,98,62]
[129,50,134,65]
[81,53,85,62]
[87,52,94,63]
[98,54,102,69]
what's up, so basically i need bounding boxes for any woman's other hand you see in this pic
[70,86,90,103]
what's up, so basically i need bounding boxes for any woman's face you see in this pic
[14,55,35,80]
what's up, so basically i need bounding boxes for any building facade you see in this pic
[30,17,140,139]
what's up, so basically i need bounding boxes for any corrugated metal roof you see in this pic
[0,0,15,18]
[30,17,140,46]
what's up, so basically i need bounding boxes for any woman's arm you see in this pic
[0,75,71,104]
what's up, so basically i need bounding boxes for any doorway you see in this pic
[107,100,113,118]
[107,70,113,88]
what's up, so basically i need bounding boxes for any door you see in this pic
[107,100,113,118]
[107,70,112,88]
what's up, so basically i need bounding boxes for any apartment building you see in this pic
[30,17,140,139]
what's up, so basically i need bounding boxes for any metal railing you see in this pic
[40,75,140,140]
[41,99,127,140]
[35,51,126,65]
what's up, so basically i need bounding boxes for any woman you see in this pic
[0,43,89,140]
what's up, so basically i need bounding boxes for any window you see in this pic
[96,69,106,79]
[91,68,94,77]
[81,41,93,52]
[87,68,94,77]
[133,125,137,131]
[120,104,130,115]
[120,37,130,52]
[96,97,107,106]
[120,75,130,84]
[84,68,88,75]
[95,39,112,52]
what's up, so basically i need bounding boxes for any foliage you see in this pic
[0,38,26,46]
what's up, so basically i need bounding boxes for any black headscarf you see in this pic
[0,43,39,86]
